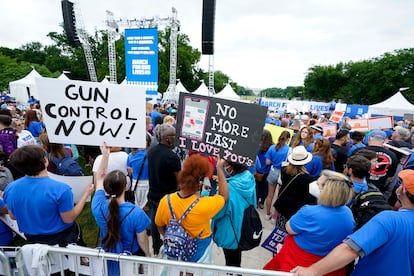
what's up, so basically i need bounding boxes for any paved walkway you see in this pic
[212,206,275,269]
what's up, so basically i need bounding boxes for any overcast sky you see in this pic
[1,0,414,89]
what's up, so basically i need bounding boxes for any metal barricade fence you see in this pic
[0,245,293,276]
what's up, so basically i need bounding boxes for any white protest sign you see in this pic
[48,172,93,203]
[368,116,393,130]
[0,214,26,239]
[36,78,147,148]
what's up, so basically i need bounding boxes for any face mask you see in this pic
[199,177,211,197]
[223,165,232,178]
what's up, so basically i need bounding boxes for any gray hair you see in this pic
[396,128,411,141]
[154,123,174,142]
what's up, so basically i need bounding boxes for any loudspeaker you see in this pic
[202,0,216,55]
[61,0,81,48]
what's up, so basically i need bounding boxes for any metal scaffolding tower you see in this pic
[163,7,179,103]
[106,10,118,84]
[73,0,97,82]
[105,7,180,102]
[208,55,215,96]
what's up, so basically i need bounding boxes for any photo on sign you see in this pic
[181,96,210,141]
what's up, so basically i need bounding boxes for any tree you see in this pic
[303,48,414,104]
[158,29,203,93]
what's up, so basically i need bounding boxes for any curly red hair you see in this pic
[178,154,213,190]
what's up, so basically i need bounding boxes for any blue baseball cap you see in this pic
[368,130,387,141]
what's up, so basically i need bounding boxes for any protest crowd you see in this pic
[0,92,413,276]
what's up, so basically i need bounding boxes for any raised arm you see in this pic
[95,143,110,191]
[216,157,229,202]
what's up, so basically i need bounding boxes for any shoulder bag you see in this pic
[125,155,147,204]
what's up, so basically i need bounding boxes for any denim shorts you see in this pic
[267,167,281,185]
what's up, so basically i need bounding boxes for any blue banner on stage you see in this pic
[345,104,369,118]
[124,28,158,92]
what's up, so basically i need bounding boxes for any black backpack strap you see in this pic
[120,207,135,225]
[132,154,147,193]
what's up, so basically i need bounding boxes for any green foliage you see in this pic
[0,51,55,90]
[77,201,99,247]
[1,24,413,105]
[303,48,414,104]
[158,29,203,93]
[258,86,303,99]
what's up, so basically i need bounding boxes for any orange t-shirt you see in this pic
[155,192,225,239]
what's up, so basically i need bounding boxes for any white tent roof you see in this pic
[214,83,240,100]
[369,92,414,116]
[176,80,189,93]
[100,78,110,84]
[9,68,43,103]
[57,73,70,80]
[192,81,210,96]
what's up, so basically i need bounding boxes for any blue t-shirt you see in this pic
[27,121,44,137]
[255,149,270,174]
[348,143,366,157]
[92,190,150,252]
[150,110,162,126]
[0,199,13,245]
[3,176,74,235]
[290,204,354,256]
[305,155,334,178]
[298,141,314,152]
[352,179,368,194]
[127,150,149,180]
[265,144,290,169]
[349,209,414,276]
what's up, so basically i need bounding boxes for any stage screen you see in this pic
[124,28,158,93]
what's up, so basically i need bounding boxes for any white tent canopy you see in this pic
[192,80,209,96]
[57,73,70,80]
[100,78,110,84]
[9,68,42,103]
[176,80,189,93]
[369,92,414,117]
[214,83,240,100]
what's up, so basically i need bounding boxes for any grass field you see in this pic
[76,153,100,247]
[77,201,100,247]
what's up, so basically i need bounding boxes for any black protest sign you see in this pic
[176,92,267,166]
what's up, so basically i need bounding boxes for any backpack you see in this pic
[351,184,392,230]
[230,200,263,251]
[51,155,84,176]
[238,205,263,250]
[0,128,17,157]
[163,195,199,261]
